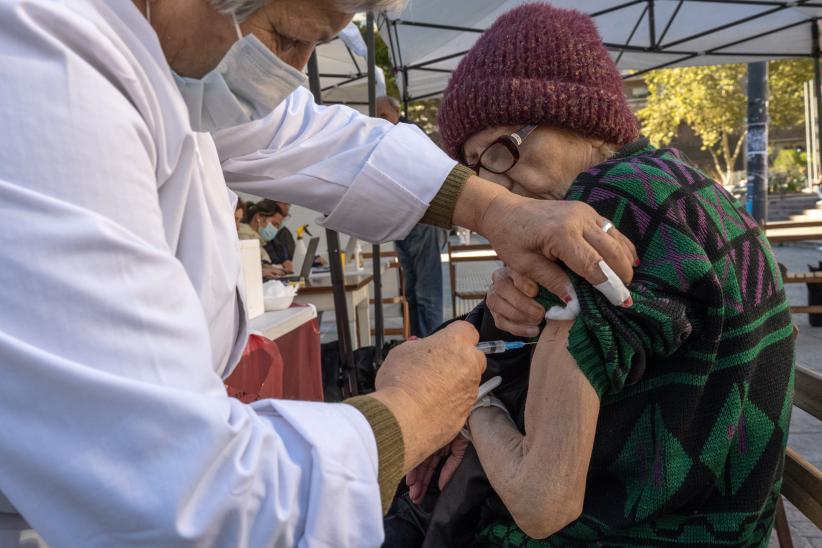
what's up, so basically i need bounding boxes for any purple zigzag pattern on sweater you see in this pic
[650,157,695,188]
[588,186,652,234]
[656,223,707,290]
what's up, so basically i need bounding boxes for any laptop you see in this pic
[280,237,320,282]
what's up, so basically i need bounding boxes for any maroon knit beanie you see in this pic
[438,3,640,160]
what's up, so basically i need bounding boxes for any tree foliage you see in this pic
[638,59,814,185]
[769,59,814,128]
[638,64,747,185]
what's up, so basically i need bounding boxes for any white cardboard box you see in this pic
[240,239,264,320]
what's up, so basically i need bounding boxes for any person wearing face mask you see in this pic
[238,199,293,276]
[268,201,300,266]
[0,1,639,546]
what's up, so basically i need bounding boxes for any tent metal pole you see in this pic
[746,61,769,224]
[321,73,367,93]
[385,16,400,71]
[661,0,810,49]
[308,50,359,397]
[702,17,816,55]
[590,0,644,17]
[624,54,698,78]
[395,20,484,33]
[804,80,815,187]
[813,21,822,188]
[407,50,470,70]
[408,89,446,102]
[367,11,385,365]
[657,0,684,45]
[402,68,409,115]
[648,0,656,49]
[615,4,649,65]
[405,67,454,74]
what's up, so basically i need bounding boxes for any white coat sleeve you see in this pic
[215,87,458,243]
[0,3,383,546]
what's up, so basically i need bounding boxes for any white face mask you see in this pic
[147,4,308,132]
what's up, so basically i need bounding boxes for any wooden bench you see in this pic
[767,220,822,230]
[765,219,822,244]
[775,365,822,546]
[779,266,822,315]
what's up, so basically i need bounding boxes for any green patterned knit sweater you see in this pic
[478,141,795,547]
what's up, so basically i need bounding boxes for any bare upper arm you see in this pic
[516,320,601,531]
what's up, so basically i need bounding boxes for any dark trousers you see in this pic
[394,224,447,338]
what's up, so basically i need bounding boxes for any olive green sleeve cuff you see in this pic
[419,163,474,229]
[344,396,404,514]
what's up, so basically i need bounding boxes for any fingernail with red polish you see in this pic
[622,296,634,307]
[634,259,641,267]
[562,295,573,304]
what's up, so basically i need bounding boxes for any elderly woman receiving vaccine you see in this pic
[385,5,795,547]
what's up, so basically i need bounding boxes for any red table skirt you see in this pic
[225,315,323,403]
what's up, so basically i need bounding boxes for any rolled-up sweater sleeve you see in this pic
[538,282,694,398]
[535,155,713,398]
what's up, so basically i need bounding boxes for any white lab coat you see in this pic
[0,1,455,547]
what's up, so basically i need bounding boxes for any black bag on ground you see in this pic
[320,340,403,402]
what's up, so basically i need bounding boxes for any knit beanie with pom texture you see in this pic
[438,2,640,160]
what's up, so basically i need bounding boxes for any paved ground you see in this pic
[767,243,822,547]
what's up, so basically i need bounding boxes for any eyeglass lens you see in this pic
[480,142,516,174]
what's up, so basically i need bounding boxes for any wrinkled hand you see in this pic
[406,437,471,504]
[370,322,486,471]
[487,267,545,337]
[478,192,637,305]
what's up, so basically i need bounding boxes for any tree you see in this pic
[769,59,813,128]
[638,59,814,185]
[638,65,747,185]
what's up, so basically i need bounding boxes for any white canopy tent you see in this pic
[313,35,386,113]
[302,2,822,391]
[377,0,822,104]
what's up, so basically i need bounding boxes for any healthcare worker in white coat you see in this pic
[0,0,638,546]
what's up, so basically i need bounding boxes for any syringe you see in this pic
[476,340,537,354]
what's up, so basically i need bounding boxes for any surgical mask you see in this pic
[147,4,308,132]
[259,223,279,242]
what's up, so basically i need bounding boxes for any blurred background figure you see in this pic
[238,199,293,278]
[268,201,296,265]
[376,96,447,337]
[234,200,247,232]
[375,95,403,124]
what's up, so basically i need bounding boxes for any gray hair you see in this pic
[208,0,408,21]
[377,95,401,110]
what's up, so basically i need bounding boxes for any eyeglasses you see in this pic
[462,125,538,175]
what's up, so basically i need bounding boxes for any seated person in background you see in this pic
[266,201,295,265]
[234,200,246,232]
[238,199,293,278]
[385,5,795,547]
